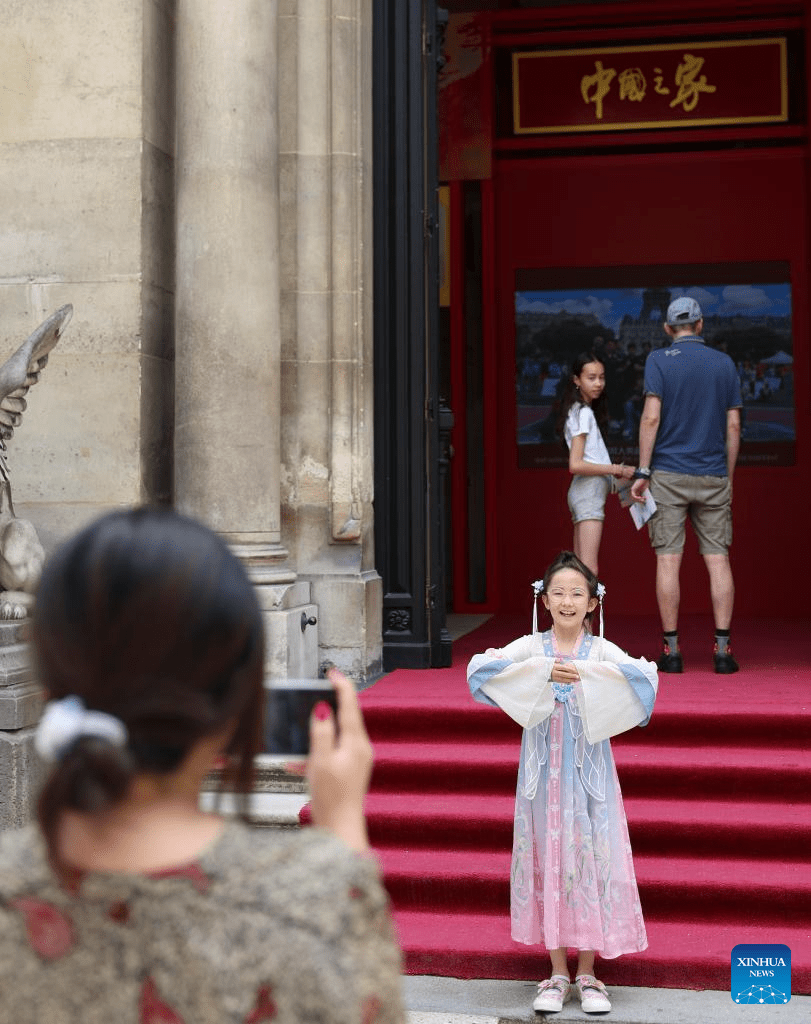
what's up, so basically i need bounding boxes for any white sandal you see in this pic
[575,974,611,1014]
[533,974,571,1013]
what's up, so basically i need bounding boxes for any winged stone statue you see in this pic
[0,304,73,619]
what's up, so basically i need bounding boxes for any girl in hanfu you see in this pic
[467,551,658,1016]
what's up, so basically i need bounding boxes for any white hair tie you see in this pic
[34,696,128,764]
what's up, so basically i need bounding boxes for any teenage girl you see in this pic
[557,352,635,575]
[0,506,404,1023]
[468,550,658,1016]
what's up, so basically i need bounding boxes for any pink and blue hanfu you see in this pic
[467,630,658,958]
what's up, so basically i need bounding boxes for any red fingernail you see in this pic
[314,701,332,721]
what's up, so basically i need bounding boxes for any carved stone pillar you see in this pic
[175,0,317,677]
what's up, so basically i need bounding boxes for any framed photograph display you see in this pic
[515,263,794,469]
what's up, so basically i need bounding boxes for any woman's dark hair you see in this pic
[555,351,608,443]
[541,550,600,630]
[32,505,265,869]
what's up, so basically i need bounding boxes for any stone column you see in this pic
[0,623,43,829]
[175,0,317,678]
[277,1,381,683]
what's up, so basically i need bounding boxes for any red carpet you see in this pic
[356,614,811,992]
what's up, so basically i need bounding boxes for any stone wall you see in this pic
[0,0,176,552]
[0,1,177,827]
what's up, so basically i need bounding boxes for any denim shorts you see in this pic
[648,470,732,555]
[567,475,610,524]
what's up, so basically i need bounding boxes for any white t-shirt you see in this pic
[564,404,610,467]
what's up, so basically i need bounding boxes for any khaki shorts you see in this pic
[648,470,732,555]
[568,474,611,524]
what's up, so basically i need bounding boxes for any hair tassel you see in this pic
[596,581,606,653]
[531,580,544,635]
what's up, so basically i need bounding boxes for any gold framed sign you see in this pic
[512,37,788,135]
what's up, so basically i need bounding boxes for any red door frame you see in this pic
[447,0,811,617]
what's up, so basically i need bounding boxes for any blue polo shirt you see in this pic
[643,337,742,477]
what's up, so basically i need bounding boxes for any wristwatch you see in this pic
[633,467,651,480]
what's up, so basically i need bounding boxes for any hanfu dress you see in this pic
[467,629,658,958]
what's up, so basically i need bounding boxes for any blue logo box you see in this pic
[731,944,791,1004]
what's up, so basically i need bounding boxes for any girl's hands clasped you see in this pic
[307,668,373,852]
[550,659,581,684]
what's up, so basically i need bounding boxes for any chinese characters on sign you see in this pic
[580,60,615,120]
[513,38,787,135]
[671,54,717,111]
[581,54,717,119]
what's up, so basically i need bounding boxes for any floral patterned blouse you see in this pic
[0,821,405,1024]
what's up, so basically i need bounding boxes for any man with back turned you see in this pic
[631,296,742,674]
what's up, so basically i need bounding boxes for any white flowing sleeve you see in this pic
[570,638,658,744]
[467,634,556,729]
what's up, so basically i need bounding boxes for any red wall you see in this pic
[488,147,809,617]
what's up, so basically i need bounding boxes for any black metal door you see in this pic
[373,0,452,669]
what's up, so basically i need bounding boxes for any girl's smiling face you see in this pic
[542,568,597,632]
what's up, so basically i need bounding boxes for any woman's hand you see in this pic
[550,660,581,684]
[307,668,373,852]
[617,464,635,480]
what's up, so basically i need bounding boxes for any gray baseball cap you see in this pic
[666,296,702,325]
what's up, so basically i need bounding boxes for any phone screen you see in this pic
[263,679,338,757]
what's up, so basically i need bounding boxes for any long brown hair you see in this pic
[32,506,265,870]
[555,351,609,443]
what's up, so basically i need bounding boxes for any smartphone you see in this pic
[263,678,338,757]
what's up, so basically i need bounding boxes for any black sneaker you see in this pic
[656,650,683,673]
[714,650,739,674]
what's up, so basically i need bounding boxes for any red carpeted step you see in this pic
[369,738,811,800]
[613,743,811,800]
[622,797,811,860]
[391,909,811,992]
[379,847,511,913]
[364,789,811,861]
[363,697,811,749]
[364,791,515,850]
[371,740,519,793]
[634,855,811,923]
[614,705,811,748]
[362,701,522,744]
[377,846,811,925]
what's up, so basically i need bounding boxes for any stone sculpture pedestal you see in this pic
[0,621,43,829]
